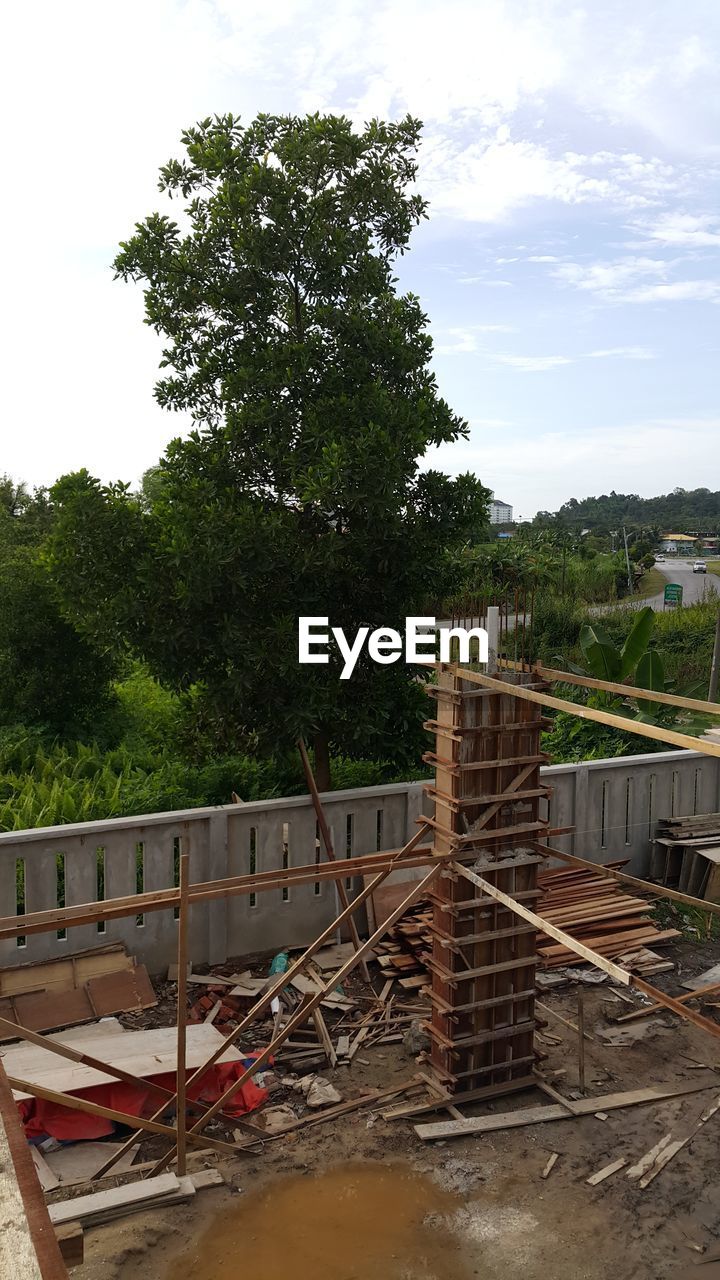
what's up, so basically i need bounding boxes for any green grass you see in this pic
[633,567,667,600]
[706,560,720,575]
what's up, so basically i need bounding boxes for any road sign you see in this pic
[664,583,683,608]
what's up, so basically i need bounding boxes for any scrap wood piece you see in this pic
[586,1157,627,1186]
[45,1141,138,1186]
[311,1008,337,1068]
[48,1172,183,1226]
[626,1093,720,1188]
[0,943,130,999]
[413,1080,719,1142]
[30,1145,60,1192]
[55,1222,83,1269]
[541,1152,559,1179]
[614,983,717,1024]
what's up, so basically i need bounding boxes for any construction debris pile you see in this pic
[651,810,720,900]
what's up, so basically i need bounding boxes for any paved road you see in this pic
[644,559,720,610]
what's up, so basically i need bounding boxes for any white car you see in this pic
[655,554,665,562]
[693,560,707,573]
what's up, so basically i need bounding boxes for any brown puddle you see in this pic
[167,1162,475,1280]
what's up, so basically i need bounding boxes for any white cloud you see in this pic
[434,324,514,354]
[491,353,573,372]
[553,256,671,296]
[486,346,655,372]
[638,212,720,247]
[421,135,676,223]
[625,280,720,303]
[423,418,720,516]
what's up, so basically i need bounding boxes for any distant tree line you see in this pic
[532,487,720,535]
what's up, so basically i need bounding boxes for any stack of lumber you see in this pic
[650,812,720,901]
[373,899,432,991]
[536,865,680,973]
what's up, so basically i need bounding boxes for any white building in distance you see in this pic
[488,493,513,525]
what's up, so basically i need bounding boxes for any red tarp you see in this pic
[18,1059,268,1141]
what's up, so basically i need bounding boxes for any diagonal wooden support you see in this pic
[4,1073,253,1159]
[453,862,720,1042]
[297,737,370,982]
[149,862,443,1176]
[94,823,434,1179]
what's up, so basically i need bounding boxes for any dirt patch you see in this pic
[65,947,720,1280]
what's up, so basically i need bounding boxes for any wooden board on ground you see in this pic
[50,1169,225,1228]
[414,1081,719,1141]
[45,1141,139,1185]
[3,1024,242,1101]
[586,1157,627,1186]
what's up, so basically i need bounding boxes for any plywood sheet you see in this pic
[5,1024,242,1100]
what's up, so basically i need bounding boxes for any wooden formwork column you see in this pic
[424,666,553,1096]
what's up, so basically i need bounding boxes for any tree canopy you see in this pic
[49,113,489,783]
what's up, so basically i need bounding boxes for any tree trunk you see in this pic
[313,731,331,792]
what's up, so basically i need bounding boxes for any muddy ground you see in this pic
[61,936,720,1280]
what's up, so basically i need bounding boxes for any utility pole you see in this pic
[622,526,633,595]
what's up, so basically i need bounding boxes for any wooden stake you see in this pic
[297,738,370,982]
[577,988,586,1094]
[176,854,190,1177]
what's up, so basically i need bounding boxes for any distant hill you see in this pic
[537,487,720,533]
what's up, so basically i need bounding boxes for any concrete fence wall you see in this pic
[0,749,718,974]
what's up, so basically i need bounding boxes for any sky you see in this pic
[1,1,719,518]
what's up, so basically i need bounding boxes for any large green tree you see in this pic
[0,478,116,736]
[50,114,489,785]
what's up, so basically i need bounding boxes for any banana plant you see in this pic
[559,606,711,732]
[561,606,655,683]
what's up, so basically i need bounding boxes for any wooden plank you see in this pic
[586,1157,627,1186]
[627,1093,720,1188]
[414,1080,719,1140]
[454,864,632,985]
[536,843,720,921]
[536,663,720,716]
[0,841,436,943]
[541,1152,559,1179]
[55,1223,83,1268]
[176,854,190,1177]
[48,1173,181,1226]
[3,1024,242,1100]
[451,665,720,760]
